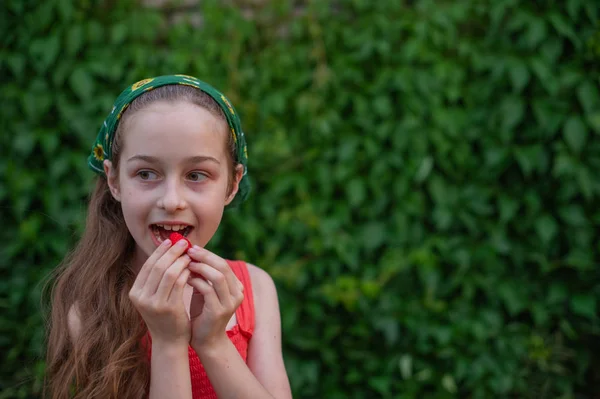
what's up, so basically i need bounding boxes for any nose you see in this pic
[157,178,187,213]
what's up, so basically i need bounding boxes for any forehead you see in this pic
[120,101,228,160]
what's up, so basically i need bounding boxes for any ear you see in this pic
[103,159,121,201]
[225,164,244,205]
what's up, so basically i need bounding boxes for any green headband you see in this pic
[87,74,250,207]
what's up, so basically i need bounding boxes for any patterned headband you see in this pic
[87,75,250,207]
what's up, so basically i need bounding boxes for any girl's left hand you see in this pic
[186,246,244,351]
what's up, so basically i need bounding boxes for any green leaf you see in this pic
[5,53,25,78]
[563,116,587,152]
[571,294,597,319]
[548,12,579,46]
[530,58,555,93]
[514,145,545,177]
[414,156,433,183]
[361,222,387,251]
[12,134,35,157]
[559,205,587,226]
[346,178,366,208]
[111,23,129,45]
[535,215,558,245]
[29,35,60,71]
[69,68,94,101]
[368,376,391,395]
[548,283,567,304]
[56,0,74,21]
[66,25,84,56]
[577,167,594,201]
[498,195,519,223]
[499,282,526,315]
[577,80,600,114]
[525,18,547,48]
[509,61,530,92]
[399,354,413,379]
[442,374,457,394]
[567,0,583,19]
[587,111,600,133]
[501,96,525,131]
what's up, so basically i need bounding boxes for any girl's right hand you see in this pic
[128,239,192,346]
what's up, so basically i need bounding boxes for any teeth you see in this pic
[155,224,187,231]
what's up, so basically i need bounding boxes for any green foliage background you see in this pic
[1,0,599,397]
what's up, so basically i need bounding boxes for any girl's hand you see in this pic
[186,246,244,352]
[129,239,192,346]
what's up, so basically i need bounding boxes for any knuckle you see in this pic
[234,292,244,306]
[164,269,179,281]
[176,275,188,288]
[129,296,140,308]
[152,303,168,315]
[213,273,225,284]
[156,263,169,273]
[129,291,142,304]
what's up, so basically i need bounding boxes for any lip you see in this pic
[149,222,194,247]
[150,221,193,227]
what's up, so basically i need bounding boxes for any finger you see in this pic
[142,239,191,295]
[188,246,242,296]
[131,239,172,293]
[155,254,191,301]
[167,268,191,305]
[188,262,232,305]
[187,275,220,309]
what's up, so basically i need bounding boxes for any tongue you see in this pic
[157,227,174,241]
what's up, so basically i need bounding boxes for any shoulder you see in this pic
[246,263,277,294]
[243,263,293,397]
[67,302,82,342]
[245,263,281,321]
[246,263,280,307]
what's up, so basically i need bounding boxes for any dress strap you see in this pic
[227,260,255,336]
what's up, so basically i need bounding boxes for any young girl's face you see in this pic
[105,101,240,261]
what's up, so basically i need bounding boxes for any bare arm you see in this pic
[149,341,192,399]
[190,263,292,399]
[68,305,192,399]
[68,306,193,399]
[128,239,194,399]
[68,239,196,398]
[246,264,292,398]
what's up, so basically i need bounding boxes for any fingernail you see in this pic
[192,245,201,251]
[163,239,171,246]
[177,240,188,247]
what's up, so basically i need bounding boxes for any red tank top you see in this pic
[146,260,255,398]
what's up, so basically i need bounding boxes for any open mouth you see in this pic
[151,224,193,243]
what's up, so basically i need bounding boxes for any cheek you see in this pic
[120,201,142,232]
[119,188,152,228]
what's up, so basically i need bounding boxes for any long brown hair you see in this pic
[44,85,236,398]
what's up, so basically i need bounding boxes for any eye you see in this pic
[137,170,158,180]
[187,171,207,182]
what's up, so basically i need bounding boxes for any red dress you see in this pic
[146,260,255,398]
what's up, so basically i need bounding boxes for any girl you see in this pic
[45,75,293,399]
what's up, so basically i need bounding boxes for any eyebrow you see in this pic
[127,155,221,165]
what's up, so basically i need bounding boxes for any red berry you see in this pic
[169,232,192,251]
